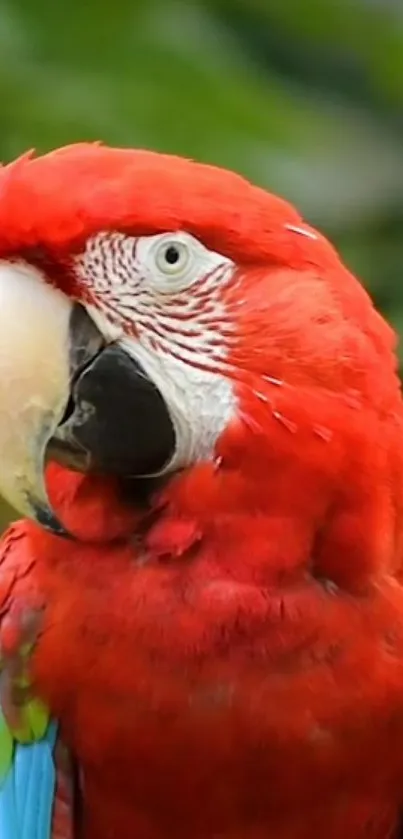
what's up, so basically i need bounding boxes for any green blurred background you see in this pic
[0,0,403,530]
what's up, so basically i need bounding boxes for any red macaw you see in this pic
[0,143,402,839]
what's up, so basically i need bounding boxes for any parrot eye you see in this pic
[145,231,222,293]
[153,237,191,279]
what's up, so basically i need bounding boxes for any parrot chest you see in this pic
[32,554,403,839]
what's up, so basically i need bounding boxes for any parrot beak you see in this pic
[0,261,176,535]
[0,261,75,533]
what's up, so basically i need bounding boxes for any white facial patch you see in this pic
[74,231,238,472]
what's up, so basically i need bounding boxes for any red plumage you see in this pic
[0,143,332,265]
[1,144,403,838]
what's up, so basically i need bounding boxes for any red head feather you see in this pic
[1,143,401,591]
[0,142,335,266]
[0,143,396,395]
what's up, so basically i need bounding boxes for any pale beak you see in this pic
[0,260,176,535]
[0,261,77,532]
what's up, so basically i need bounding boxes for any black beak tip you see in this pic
[30,501,73,539]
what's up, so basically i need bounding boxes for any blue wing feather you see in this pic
[0,714,58,839]
[0,760,18,839]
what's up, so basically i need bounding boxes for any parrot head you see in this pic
[0,143,400,584]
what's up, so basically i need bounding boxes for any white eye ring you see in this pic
[154,239,191,276]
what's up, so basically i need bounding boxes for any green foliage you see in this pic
[0,0,402,528]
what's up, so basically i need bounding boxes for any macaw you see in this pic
[0,143,402,839]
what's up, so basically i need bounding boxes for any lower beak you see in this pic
[0,263,175,534]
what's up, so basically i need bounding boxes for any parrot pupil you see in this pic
[164,245,180,265]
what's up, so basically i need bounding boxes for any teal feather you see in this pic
[0,710,58,839]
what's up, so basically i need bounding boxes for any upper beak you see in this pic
[0,262,73,533]
[0,261,175,535]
